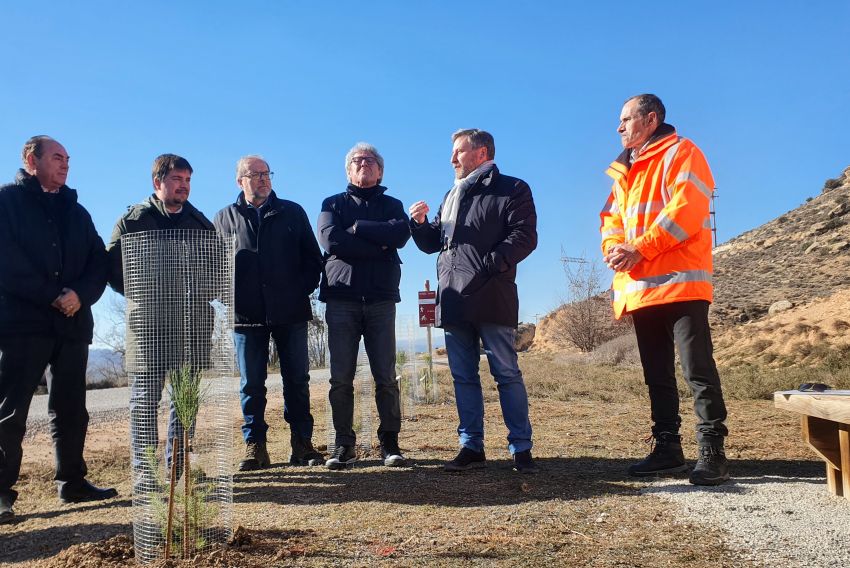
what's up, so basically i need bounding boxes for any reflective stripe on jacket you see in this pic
[600,124,715,319]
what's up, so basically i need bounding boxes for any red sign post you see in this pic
[418,280,436,383]
[418,284,436,327]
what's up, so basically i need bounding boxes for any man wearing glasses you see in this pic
[318,143,410,470]
[107,154,215,494]
[214,156,324,470]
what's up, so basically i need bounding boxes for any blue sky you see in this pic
[1,1,848,346]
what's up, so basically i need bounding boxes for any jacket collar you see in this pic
[346,184,387,201]
[14,168,77,207]
[127,194,205,223]
[236,190,282,212]
[612,123,678,170]
[471,164,498,189]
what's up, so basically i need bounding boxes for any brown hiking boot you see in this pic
[290,435,324,466]
[239,441,271,471]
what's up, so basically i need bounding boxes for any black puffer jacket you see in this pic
[317,184,410,303]
[214,191,323,327]
[0,170,107,342]
[411,166,537,328]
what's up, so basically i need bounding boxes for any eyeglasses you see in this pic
[798,382,831,392]
[242,171,274,181]
[350,157,378,166]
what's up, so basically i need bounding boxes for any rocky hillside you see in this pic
[710,166,850,366]
[711,166,850,327]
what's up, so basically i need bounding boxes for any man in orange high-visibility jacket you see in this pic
[600,94,729,486]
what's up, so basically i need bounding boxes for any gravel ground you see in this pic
[643,474,850,568]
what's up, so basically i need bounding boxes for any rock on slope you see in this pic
[711,166,850,365]
[712,167,850,326]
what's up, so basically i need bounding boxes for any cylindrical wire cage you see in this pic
[326,341,374,456]
[122,229,236,564]
[397,316,420,420]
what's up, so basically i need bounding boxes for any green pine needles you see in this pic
[167,364,207,429]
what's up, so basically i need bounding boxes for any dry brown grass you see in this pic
[0,352,829,567]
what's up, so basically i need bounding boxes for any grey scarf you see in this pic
[441,160,495,244]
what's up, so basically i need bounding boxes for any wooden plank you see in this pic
[841,425,850,500]
[801,416,841,469]
[827,463,841,497]
[774,392,850,423]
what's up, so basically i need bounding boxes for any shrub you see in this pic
[588,333,641,367]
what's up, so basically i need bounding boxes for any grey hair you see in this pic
[236,155,270,178]
[21,135,56,170]
[626,94,666,123]
[452,129,495,160]
[345,142,384,183]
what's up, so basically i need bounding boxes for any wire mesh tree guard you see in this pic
[326,341,374,456]
[121,229,236,564]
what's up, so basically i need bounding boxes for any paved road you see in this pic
[26,357,447,434]
[25,367,333,434]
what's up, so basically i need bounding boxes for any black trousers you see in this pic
[0,334,89,505]
[632,300,728,444]
[326,299,400,447]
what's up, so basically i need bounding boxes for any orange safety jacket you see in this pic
[600,123,715,319]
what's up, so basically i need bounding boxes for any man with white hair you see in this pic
[318,142,411,470]
[214,155,324,470]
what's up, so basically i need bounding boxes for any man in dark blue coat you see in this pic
[0,136,116,524]
[410,129,539,474]
[318,142,410,470]
[214,155,324,470]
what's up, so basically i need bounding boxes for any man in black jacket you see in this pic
[318,142,411,470]
[0,136,116,524]
[410,129,539,473]
[107,154,215,494]
[214,155,324,470]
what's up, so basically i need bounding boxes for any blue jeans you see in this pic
[233,323,313,443]
[444,322,532,455]
[325,300,400,447]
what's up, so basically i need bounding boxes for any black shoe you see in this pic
[627,432,688,477]
[290,435,325,466]
[0,493,15,524]
[444,447,486,472]
[239,441,271,471]
[58,480,118,504]
[380,433,407,467]
[690,444,730,486]
[513,450,539,474]
[326,445,357,470]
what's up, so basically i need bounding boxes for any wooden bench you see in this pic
[774,391,850,499]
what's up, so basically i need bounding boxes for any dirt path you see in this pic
[0,376,829,567]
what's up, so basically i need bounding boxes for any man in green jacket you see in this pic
[106,154,215,498]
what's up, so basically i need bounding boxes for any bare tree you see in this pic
[307,292,328,369]
[92,292,129,387]
[555,251,632,352]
